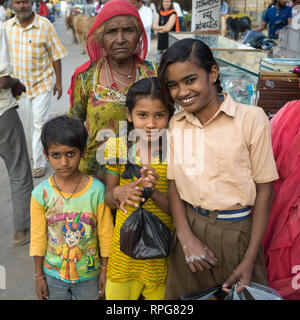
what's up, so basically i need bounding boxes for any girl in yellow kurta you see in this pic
[104,78,174,300]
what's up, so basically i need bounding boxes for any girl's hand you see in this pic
[114,178,144,213]
[222,259,254,294]
[36,278,48,300]
[140,166,160,189]
[99,270,106,299]
[181,235,218,272]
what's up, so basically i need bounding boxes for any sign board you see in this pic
[291,5,300,30]
[191,0,221,32]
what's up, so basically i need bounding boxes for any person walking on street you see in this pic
[129,0,153,54]
[5,0,67,178]
[0,20,33,245]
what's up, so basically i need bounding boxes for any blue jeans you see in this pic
[242,30,263,44]
[179,16,185,31]
[45,274,99,300]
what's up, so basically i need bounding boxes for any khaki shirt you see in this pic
[167,94,279,211]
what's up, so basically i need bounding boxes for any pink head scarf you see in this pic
[68,0,148,106]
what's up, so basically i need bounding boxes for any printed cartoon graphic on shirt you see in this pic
[56,213,85,282]
[85,243,97,273]
[34,183,101,283]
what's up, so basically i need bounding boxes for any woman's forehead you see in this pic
[104,14,139,28]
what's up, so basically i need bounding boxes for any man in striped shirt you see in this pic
[5,0,67,178]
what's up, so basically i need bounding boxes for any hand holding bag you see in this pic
[119,187,172,260]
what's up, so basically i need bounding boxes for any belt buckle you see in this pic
[198,207,210,217]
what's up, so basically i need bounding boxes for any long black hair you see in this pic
[158,38,223,106]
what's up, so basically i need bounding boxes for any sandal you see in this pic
[32,167,46,178]
[13,229,30,246]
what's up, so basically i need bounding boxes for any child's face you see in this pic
[43,143,83,178]
[166,60,219,117]
[126,97,169,143]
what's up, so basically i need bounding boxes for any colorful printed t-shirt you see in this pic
[68,58,157,182]
[30,176,114,283]
[104,137,174,286]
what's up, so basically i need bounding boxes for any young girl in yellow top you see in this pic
[104,77,174,300]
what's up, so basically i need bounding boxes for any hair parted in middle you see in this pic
[126,77,174,119]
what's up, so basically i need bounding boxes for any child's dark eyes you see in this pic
[167,78,197,89]
[167,82,177,90]
[67,151,75,157]
[50,151,75,159]
[51,153,60,159]
[186,78,196,85]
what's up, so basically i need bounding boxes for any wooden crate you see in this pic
[257,72,300,117]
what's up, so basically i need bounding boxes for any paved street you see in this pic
[0,14,158,300]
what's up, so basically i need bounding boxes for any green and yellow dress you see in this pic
[68,58,157,182]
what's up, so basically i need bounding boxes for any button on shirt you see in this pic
[0,22,16,116]
[167,94,279,211]
[4,13,67,99]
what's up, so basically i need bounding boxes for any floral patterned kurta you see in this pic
[68,58,157,182]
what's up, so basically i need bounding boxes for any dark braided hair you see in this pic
[158,38,223,106]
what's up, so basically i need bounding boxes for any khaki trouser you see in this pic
[165,204,267,300]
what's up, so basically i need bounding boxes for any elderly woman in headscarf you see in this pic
[68,0,157,183]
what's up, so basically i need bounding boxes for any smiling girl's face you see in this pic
[166,60,219,119]
[126,96,169,143]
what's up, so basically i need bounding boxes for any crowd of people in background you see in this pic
[1,0,300,302]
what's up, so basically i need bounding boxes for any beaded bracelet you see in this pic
[100,265,107,270]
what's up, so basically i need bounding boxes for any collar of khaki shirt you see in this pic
[10,12,39,30]
[174,93,237,128]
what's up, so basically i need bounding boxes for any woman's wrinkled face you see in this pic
[100,15,141,63]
